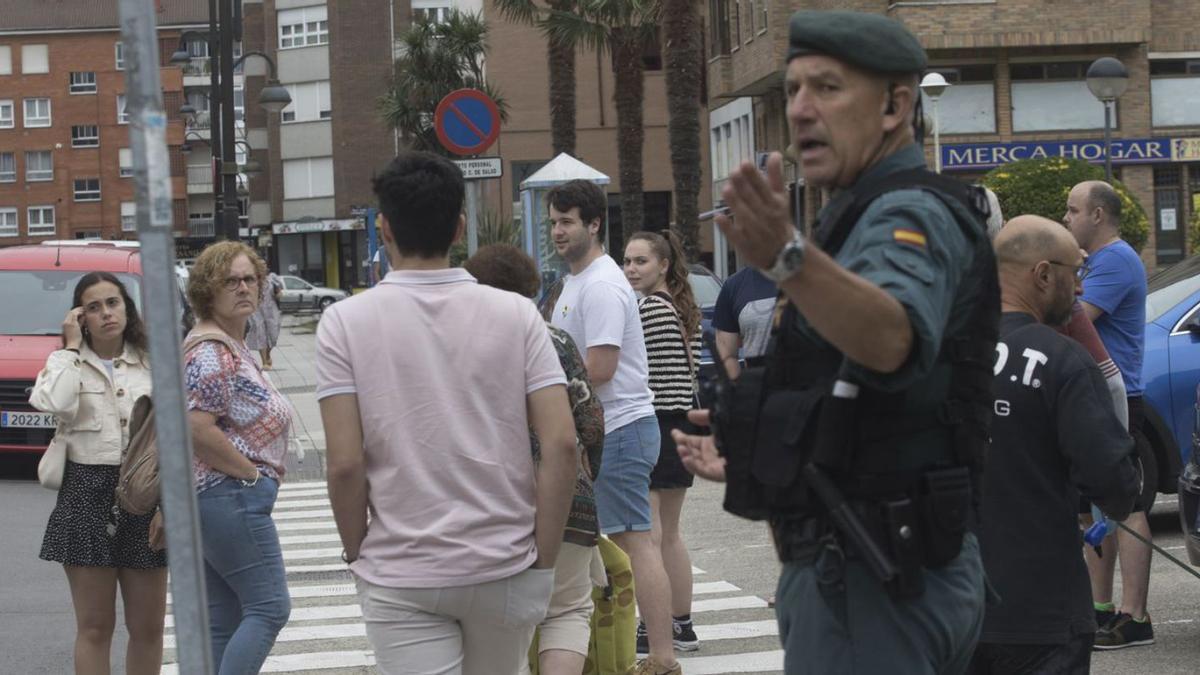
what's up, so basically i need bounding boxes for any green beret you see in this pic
[787,10,927,75]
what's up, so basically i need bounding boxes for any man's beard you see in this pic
[560,236,591,264]
[1045,288,1075,327]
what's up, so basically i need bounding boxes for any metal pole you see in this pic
[1103,101,1113,182]
[208,0,222,237]
[366,207,378,286]
[466,180,480,255]
[933,97,942,174]
[218,0,241,240]
[116,2,213,673]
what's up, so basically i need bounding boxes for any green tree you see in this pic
[449,210,523,267]
[981,157,1149,252]
[495,0,577,155]
[662,0,703,262]
[378,11,508,156]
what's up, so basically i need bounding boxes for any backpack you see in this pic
[114,332,245,515]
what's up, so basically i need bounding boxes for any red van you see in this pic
[0,242,193,456]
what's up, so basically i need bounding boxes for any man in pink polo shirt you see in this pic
[316,152,579,675]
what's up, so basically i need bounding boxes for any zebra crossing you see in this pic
[163,480,784,674]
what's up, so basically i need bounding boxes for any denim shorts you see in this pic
[594,415,659,535]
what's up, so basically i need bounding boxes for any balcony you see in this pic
[187,165,213,195]
[182,57,212,87]
[187,218,215,238]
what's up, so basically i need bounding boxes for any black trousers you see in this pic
[968,632,1093,675]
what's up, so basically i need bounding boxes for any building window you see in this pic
[73,178,101,202]
[27,206,55,237]
[0,46,11,75]
[732,0,741,50]
[0,208,16,237]
[921,65,997,134]
[117,94,129,124]
[0,100,12,128]
[25,150,53,181]
[119,148,133,177]
[71,124,99,148]
[745,0,755,39]
[69,71,97,94]
[281,81,332,123]
[1150,60,1200,128]
[283,157,335,199]
[708,0,731,57]
[758,0,767,33]
[21,44,49,74]
[1010,61,1110,132]
[233,87,245,122]
[23,98,51,127]
[0,152,14,182]
[114,42,124,70]
[278,6,329,49]
[412,1,451,24]
[121,202,137,232]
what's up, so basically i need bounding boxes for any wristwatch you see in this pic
[763,230,807,284]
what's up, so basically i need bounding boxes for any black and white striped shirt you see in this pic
[638,293,701,412]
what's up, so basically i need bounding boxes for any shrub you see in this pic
[981,157,1149,252]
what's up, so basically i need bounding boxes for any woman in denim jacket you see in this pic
[32,272,167,675]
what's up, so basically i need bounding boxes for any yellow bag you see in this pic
[584,537,637,675]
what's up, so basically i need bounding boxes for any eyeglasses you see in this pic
[1046,260,1092,281]
[222,275,260,292]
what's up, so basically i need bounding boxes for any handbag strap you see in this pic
[183,331,256,372]
[646,292,699,406]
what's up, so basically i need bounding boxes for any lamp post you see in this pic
[919,72,951,174]
[1086,57,1130,182]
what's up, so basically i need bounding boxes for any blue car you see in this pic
[1140,255,1200,498]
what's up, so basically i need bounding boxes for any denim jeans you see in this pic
[198,476,291,675]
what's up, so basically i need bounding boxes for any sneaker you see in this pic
[673,619,700,651]
[626,657,682,675]
[1094,612,1155,650]
[1095,607,1116,630]
[636,620,650,657]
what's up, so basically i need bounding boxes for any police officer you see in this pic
[675,10,998,674]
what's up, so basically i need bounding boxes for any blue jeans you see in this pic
[594,415,659,535]
[198,476,291,675]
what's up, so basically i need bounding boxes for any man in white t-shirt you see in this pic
[548,179,681,675]
[316,152,579,675]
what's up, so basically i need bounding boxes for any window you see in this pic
[233,87,245,122]
[23,98,51,127]
[188,38,209,58]
[71,125,99,148]
[758,0,767,33]
[278,6,329,49]
[73,178,101,201]
[281,81,332,122]
[1150,60,1200,128]
[0,152,14,182]
[119,148,133,177]
[27,206,55,237]
[709,0,731,57]
[746,0,754,38]
[21,44,49,74]
[121,202,137,232]
[732,0,741,49]
[69,71,97,94]
[117,94,129,124]
[115,42,124,70]
[920,65,997,134]
[25,150,52,181]
[283,157,334,199]
[412,0,451,24]
[0,100,12,128]
[1010,61,1110,132]
[0,46,11,75]
[0,208,16,237]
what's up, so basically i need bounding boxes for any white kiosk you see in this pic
[519,153,611,294]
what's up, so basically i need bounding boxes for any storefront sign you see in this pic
[1172,138,1200,162]
[941,138,1183,171]
[272,218,363,235]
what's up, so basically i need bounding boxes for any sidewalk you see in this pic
[265,313,327,482]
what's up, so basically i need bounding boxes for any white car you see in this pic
[278,275,348,312]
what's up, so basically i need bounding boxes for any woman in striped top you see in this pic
[624,230,703,653]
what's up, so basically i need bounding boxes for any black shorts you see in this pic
[968,632,1092,675]
[1080,396,1153,514]
[650,410,695,490]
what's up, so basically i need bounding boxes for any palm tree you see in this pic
[378,10,508,156]
[662,0,703,262]
[542,0,660,240]
[495,0,577,156]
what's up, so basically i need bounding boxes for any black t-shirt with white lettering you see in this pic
[978,312,1139,645]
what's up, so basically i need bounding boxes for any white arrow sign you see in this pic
[453,157,503,180]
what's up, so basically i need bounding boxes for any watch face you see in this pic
[785,245,804,269]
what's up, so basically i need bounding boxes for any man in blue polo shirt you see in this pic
[1064,179,1152,650]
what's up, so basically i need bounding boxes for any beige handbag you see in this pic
[114,395,159,515]
[37,431,67,490]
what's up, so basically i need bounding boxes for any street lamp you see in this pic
[1086,57,1129,182]
[232,51,292,113]
[920,72,951,174]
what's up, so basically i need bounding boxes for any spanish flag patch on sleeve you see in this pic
[893,228,927,248]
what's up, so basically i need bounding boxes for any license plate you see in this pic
[0,411,55,429]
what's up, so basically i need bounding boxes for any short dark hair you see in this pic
[546,179,607,242]
[372,152,465,258]
[1088,182,1122,226]
[463,244,541,298]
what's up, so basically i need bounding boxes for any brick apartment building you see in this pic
[0,2,207,246]
[241,0,713,290]
[707,0,1200,271]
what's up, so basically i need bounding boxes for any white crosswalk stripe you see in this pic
[164,482,783,673]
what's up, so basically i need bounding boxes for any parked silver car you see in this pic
[278,275,348,312]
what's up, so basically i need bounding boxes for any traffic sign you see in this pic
[434,89,501,156]
[453,157,502,180]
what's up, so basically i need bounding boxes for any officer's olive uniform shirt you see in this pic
[787,145,977,464]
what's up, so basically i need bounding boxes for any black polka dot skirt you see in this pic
[40,461,167,569]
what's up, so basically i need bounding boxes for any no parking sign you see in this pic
[434,89,501,156]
